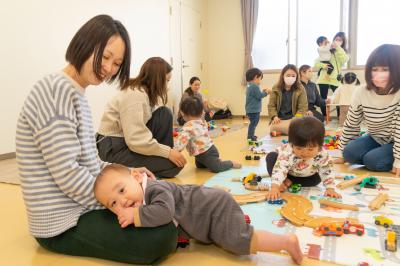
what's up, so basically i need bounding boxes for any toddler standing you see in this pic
[245,68,269,141]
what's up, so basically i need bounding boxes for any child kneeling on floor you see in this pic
[174,96,241,172]
[94,164,303,264]
[266,116,341,200]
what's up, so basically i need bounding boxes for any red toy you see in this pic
[342,220,364,236]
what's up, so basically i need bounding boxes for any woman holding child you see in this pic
[96,57,186,178]
[337,44,400,177]
[268,64,308,135]
[16,15,178,264]
[315,32,349,117]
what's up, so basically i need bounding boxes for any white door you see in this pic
[180,2,202,89]
[168,0,182,122]
[169,0,203,122]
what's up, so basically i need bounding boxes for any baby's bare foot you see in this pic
[232,161,242,169]
[285,234,303,265]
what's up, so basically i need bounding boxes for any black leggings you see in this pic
[266,152,321,187]
[319,84,339,117]
[96,107,182,178]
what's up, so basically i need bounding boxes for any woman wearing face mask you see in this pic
[314,32,349,118]
[299,64,326,122]
[268,64,308,135]
[335,44,400,177]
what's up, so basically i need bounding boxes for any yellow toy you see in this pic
[242,173,257,185]
[385,230,397,252]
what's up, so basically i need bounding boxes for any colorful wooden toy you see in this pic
[374,215,393,228]
[385,230,397,252]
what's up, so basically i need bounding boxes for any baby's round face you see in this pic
[292,145,320,160]
[95,170,144,215]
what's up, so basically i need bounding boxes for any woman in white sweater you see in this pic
[97,57,186,178]
[337,44,400,177]
[331,72,360,125]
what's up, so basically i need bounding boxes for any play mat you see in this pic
[204,166,400,266]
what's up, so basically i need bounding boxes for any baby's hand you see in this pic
[324,188,342,199]
[117,207,135,228]
[266,184,281,201]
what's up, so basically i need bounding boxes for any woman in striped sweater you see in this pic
[16,15,177,264]
[336,44,400,177]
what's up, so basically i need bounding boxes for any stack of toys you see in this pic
[323,134,340,150]
[208,120,217,130]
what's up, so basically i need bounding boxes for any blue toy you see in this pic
[268,199,283,205]
[282,139,288,144]
[344,175,355,180]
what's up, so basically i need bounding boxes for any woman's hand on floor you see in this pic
[392,167,400,178]
[169,149,187,167]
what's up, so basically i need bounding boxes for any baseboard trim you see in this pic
[0,152,16,160]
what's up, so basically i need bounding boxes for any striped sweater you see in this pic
[16,72,107,238]
[338,85,400,167]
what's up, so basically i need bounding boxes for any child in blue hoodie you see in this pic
[245,68,269,141]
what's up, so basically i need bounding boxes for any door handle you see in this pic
[182,64,190,68]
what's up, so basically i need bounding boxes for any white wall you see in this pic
[0,0,171,154]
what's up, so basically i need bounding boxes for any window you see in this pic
[297,0,341,67]
[253,0,343,70]
[252,0,289,70]
[252,0,400,70]
[356,0,400,65]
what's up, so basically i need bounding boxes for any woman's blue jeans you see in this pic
[343,134,394,172]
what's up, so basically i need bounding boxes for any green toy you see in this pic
[355,177,378,191]
[288,183,301,193]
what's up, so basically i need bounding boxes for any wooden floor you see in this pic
[0,117,391,266]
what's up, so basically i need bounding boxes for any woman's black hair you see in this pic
[333,31,347,52]
[184,76,201,96]
[66,14,131,89]
[365,44,400,94]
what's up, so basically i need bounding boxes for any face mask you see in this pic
[372,71,390,89]
[284,76,296,86]
[335,40,343,47]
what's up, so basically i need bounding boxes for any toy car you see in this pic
[268,198,283,205]
[342,220,365,236]
[314,222,344,237]
[375,215,393,228]
[355,177,379,191]
[385,230,397,252]
[288,184,302,193]
[344,175,355,180]
[177,236,190,248]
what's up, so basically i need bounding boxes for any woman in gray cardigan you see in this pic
[16,15,177,264]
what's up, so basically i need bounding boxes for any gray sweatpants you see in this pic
[195,145,233,173]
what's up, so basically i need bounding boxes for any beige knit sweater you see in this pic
[97,88,171,158]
